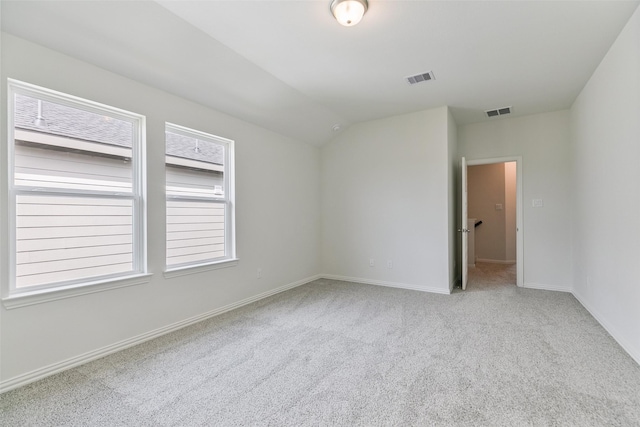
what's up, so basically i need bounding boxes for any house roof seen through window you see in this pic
[15,94,223,165]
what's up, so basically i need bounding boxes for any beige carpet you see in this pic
[2,274,640,426]
[465,262,517,291]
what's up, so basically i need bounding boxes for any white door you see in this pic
[460,157,469,290]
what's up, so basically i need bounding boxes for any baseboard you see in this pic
[321,274,450,295]
[0,274,321,394]
[522,282,572,292]
[572,290,640,366]
[476,258,516,265]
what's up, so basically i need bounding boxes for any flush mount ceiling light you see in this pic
[331,0,368,27]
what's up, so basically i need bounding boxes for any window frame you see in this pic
[3,79,149,307]
[164,122,237,276]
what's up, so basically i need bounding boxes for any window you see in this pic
[7,80,146,297]
[165,123,235,271]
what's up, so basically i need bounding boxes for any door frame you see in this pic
[466,156,523,287]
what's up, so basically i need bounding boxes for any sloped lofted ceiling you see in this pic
[2,0,639,146]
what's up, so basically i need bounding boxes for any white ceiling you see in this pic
[2,0,639,145]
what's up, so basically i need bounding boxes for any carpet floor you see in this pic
[2,269,640,426]
[466,261,517,291]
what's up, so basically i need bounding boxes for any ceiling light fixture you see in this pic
[331,0,368,27]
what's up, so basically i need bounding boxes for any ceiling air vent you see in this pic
[485,106,512,117]
[406,71,435,85]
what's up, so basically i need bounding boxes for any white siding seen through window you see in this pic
[8,80,145,294]
[165,123,234,269]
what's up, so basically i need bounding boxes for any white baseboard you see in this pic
[321,274,451,295]
[0,274,321,394]
[476,258,516,265]
[572,290,640,367]
[522,282,572,292]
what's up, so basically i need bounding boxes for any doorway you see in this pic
[463,157,523,288]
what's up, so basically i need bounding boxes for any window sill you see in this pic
[2,273,153,309]
[163,258,239,279]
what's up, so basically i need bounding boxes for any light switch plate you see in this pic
[495,203,503,210]
[532,199,544,207]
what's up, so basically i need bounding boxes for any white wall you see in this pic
[569,6,640,364]
[458,110,572,291]
[0,34,321,386]
[321,107,451,294]
[3,4,639,390]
